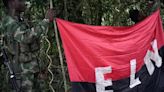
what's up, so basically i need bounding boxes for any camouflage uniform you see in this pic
[145,0,160,16]
[0,15,49,92]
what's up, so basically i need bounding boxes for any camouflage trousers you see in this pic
[0,61,49,92]
[19,60,49,92]
[20,72,48,92]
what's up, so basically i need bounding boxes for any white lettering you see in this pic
[95,39,162,91]
[95,66,113,92]
[144,39,162,75]
[129,59,141,88]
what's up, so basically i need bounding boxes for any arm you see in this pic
[14,19,49,43]
[4,16,49,44]
[147,0,160,15]
[13,8,54,43]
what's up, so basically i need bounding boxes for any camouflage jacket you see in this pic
[145,0,160,16]
[0,15,49,73]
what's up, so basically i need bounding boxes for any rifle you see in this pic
[2,48,19,92]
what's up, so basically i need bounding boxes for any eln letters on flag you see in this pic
[56,9,164,92]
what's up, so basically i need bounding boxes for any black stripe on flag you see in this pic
[71,46,164,92]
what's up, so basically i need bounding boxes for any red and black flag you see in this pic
[56,10,164,92]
